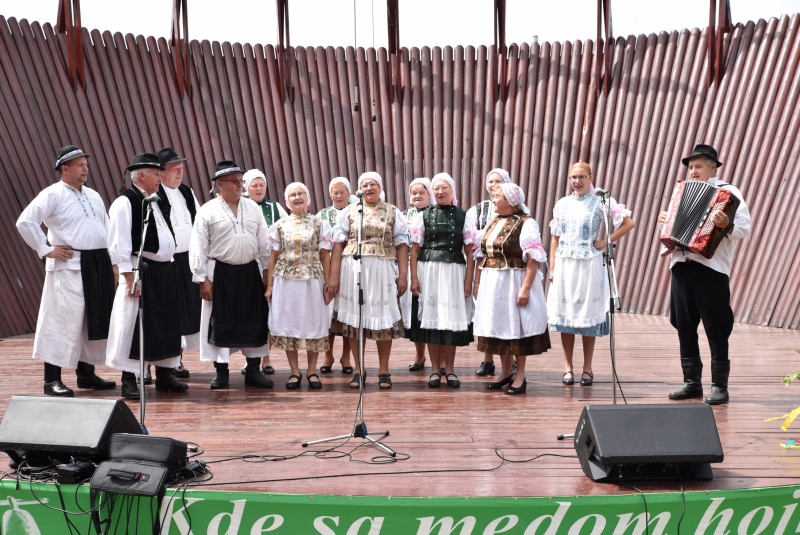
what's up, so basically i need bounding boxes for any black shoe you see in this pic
[705,386,729,405]
[286,374,302,390]
[408,360,426,372]
[245,369,274,388]
[121,377,140,400]
[173,364,190,378]
[580,371,594,386]
[506,379,527,395]
[155,371,189,393]
[487,374,515,390]
[428,373,441,388]
[446,373,460,388]
[378,373,392,389]
[562,371,574,385]
[76,374,117,389]
[668,383,703,400]
[211,369,230,389]
[307,373,322,389]
[240,366,247,375]
[262,365,275,375]
[475,362,496,376]
[44,380,74,397]
[138,366,152,386]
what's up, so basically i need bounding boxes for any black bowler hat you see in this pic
[212,160,243,180]
[54,145,90,171]
[682,144,723,168]
[126,153,166,172]
[156,146,187,166]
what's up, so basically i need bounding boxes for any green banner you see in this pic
[2,480,799,534]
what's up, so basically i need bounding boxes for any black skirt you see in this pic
[209,259,269,348]
[129,258,182,361]
[78,248,115,340]
[173,251,201,336]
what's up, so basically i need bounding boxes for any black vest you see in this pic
[177,183,197,223]
[121,186,175,254]
[418,205,467,265]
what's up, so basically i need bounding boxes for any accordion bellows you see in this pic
[660,180,740,259]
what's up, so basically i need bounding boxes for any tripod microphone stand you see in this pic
[131,200,154,434]
[597,189,622,405]
[302,192,395,456]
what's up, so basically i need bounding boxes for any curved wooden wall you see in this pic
[1,13,798,337]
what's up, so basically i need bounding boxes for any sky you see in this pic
[1,0,798,49]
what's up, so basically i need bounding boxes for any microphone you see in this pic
[355,190,364,199]
[594,188,609,197]
[143,192,161,204]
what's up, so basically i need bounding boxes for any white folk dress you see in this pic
[267,214,333,351]
[332,202,408,340]
[547,192,630,336]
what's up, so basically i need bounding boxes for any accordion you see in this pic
[660,180,740,259]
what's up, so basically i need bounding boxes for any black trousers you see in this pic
[669,261,734,365]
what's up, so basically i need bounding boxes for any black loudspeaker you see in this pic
[574,404,724,482]
[0,396,142,464]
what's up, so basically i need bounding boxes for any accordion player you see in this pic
[659,179,740,259]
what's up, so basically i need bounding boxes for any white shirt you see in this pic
[108,187,176,273]
[162,184,201,254]
[16,181,109,271]
[189,197,271,282]
[665,177,751,276]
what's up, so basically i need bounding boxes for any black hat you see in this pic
[126,153,166,172]
[54,145,90,171]
[212,160,243,180]
[156,147,187,166]
[682,144,723,168]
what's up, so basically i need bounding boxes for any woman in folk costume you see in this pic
[401,177,434,372]
[327,172,409,390]
[547,162,634,386]
[317,177,355,375]
[409,173,475,388]
[473,183,550,395]
[465,168,514,377]
[266,182,334,390]
[239,169,287,377]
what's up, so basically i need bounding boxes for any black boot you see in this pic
[139,365,153,386]
[44,362,74,397]
[121,372,140,400]
[210,362,230,389]
[155,366,189,393]
[668,358,704,400]
[244,358,273,388]
[76,362,116,389]
[173,352,190,378]
[705,360,730,405]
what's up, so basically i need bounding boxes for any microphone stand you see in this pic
[302,193,395,456]
[131,201,152,434]
[597,190,622,405]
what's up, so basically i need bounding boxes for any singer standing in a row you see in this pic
[547,162,634,387]
[327,172,409,390]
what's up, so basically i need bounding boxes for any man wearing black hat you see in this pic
[16,145,117,396]
[658,144,751,405]
[189,160,273,389]
[156,147,201,378]
[106,153,188,399]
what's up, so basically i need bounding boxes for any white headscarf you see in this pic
[498,183,530,214]
[284,182,311,210]
[408,177,434,206]
[431,172,458,206]
[242,169,267,198]
[358,171,383,191]
[329,177,352,195]
[486,168,511,185]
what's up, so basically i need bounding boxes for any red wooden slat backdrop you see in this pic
[1,14,798,337]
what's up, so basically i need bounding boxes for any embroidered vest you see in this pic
[479,212,529,270]
[258,199,283,226]
[318,205,340,227]
[418,205,466,265]
[177,183,197,223]
[121,186,174,254]
[474,200,492,230]
[342,202,397,259]
[272,215,325,280]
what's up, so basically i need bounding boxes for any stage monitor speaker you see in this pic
[0,396,142,464]
[574,404,723,482]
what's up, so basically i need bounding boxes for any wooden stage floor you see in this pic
[1,314,799,498]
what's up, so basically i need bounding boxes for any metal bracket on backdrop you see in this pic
[171,0,192,99]
[492,0,507,103]
[708,0,733,86]
[56,0,86,92]
[595,0,614,97]
[387,0,401,104]
[276,0,295,103]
